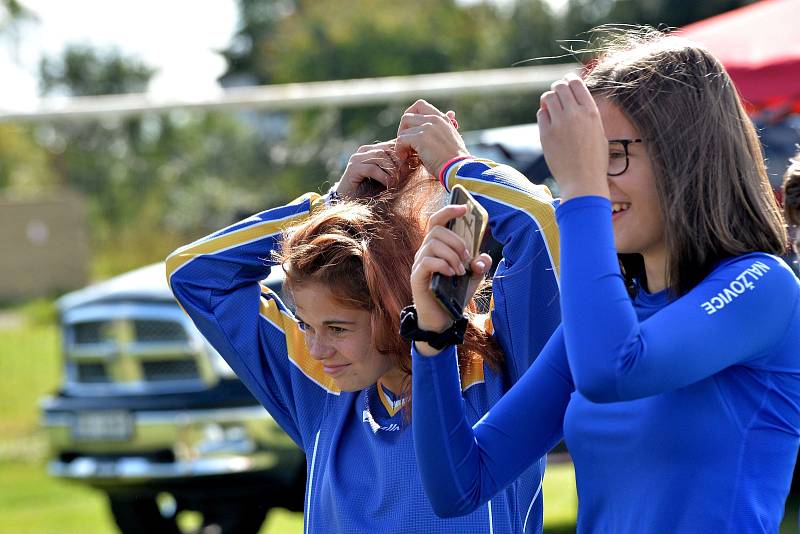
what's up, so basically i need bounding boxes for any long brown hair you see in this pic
[583,27,787,296]
[274,156,503,401]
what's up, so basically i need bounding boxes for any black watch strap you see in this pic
[399,305,467,350]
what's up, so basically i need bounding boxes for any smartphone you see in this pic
[430,184,489,320]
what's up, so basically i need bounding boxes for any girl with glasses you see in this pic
[403,27,800,533]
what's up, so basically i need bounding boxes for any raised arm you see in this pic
[406,165,569,519]
[167,193,330,447]
[537,74,800,402]
[440,157,560,378]
[167,142,405,448]
[397,100,561,376]
[557,196,800,402]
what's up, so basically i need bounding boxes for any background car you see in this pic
[39,263,306,534]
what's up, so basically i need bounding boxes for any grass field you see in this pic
[0,303,797,534]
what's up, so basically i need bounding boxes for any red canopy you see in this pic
[679,0,800,114]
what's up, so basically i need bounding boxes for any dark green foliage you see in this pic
[39,46,154,97]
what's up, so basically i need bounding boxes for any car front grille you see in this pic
[76,362,109,383]
[133,320,187,342]
[141,359,199,382]
[66,314,203,388]
[73,321,108,344]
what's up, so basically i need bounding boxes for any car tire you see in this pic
[109,495,182,534]
[198,499,270,534]
[108,495,269,534]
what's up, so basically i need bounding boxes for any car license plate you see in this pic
[72,411,133,441]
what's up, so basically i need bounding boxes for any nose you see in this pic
[306,333,334,361]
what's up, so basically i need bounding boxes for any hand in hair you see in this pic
[396,100,469,178]
[411,203,493,356]
[334,141,398,199]
[537,73,609,201]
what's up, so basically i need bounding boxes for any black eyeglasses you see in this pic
[607,139,643,176]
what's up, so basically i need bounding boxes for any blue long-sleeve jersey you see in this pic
[413,194,800,533]
[166,161,561,534]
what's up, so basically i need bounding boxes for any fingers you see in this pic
[417,205,473,275]
[354,140,394,153]
[425,204,468,232]
[539,73,593,123]
[347,149,395,183]
[403,99,445,118]
[464,252,493,302]
[565,72,594,107]
[398,99,450,137]
[394,125,426,160]
[536,106,551,130]
[540,89,563,118]
[396,101,470,178]
[348,161,393,186]
[551,78,579,110]
[338,143,399,197]
[445,110,459,130]
[397,112,450,136]
[416,236,467,276]
[470,253,493,277]
[536,72,608,201]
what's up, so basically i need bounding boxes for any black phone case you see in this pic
[431,267,472,320]
[430,185,487,321]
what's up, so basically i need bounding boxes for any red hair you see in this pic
[275,154,503,402]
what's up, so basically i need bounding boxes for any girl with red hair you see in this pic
[167,135,560,533]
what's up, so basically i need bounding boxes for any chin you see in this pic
[613,238,637,255]
[333,378,371,392]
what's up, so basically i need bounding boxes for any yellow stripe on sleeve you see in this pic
[258,293,341,395]
[166,193,323,283]
[450,175,560,282]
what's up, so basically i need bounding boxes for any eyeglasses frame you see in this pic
[607,138,643,176]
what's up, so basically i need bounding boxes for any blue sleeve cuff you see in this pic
[555,195,611,223]
[411,344,459,373]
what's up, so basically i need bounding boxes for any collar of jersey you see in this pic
[376,379,407,417]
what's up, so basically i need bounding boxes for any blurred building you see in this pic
[0,191,89,301]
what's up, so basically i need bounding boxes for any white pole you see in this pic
[0,64,577,124]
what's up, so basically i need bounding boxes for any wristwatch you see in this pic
[399,305,467,350]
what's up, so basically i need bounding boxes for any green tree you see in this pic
[0,0,53,196]
[0,124,56,195]
[39,45,154,97]
[0,0,34,40]
[497,0,563,67]
[36,46,287,276]
[220,0,295,86]
[223,0,502,86]
[221,0,519,138]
